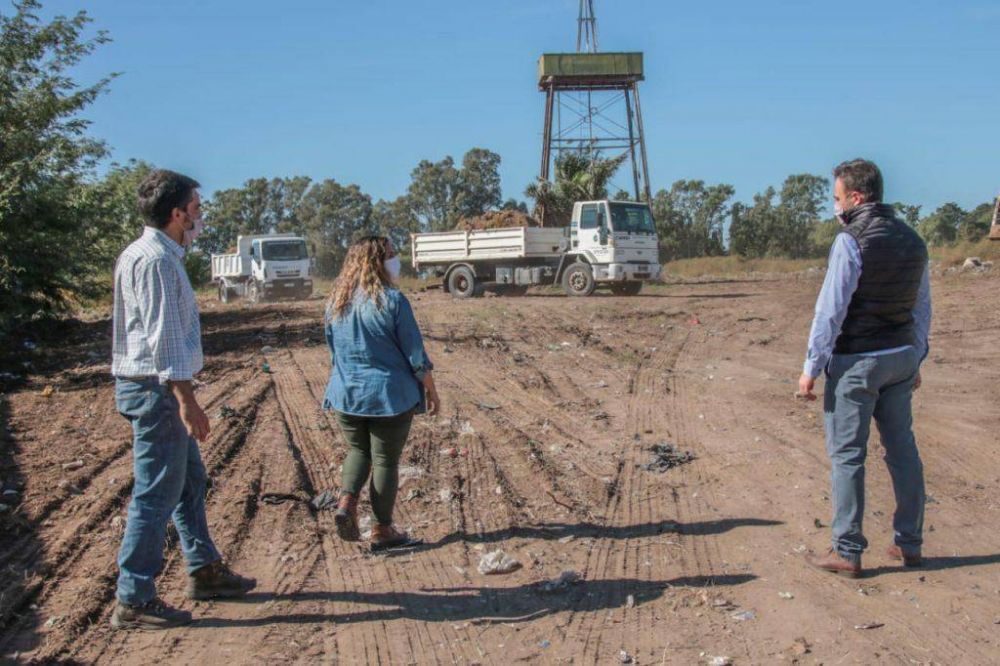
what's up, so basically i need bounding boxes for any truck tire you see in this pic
[611,282,643,296]
[562,262,595,297]
[448,266,477,298]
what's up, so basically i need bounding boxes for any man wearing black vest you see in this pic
[797,159,931,577]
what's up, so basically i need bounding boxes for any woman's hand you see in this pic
[422,371,440,416]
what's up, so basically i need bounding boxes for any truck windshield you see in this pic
[609,203,656,234]
[262,240,308,261]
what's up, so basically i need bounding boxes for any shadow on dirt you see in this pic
[384,518,784,555]
[0,396,44,659]
[196,574,757,628]
[864,553,1000,578]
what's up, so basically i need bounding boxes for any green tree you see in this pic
[455,148,502,220]
[0,0,116,331]
[729,189,778,258]
[892,202,922,228]
[651,180,734,261]
[500,198,529,213]
[299,179,373,275]
[918,202,964,246]
[960,201,994,242]
[370,196,421,259]
[524,152,628,226]
[775,174,829,258]
[406,156,460,232]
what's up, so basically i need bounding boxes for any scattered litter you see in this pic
[813,518,826,529]
[43,616,63,629]
[557,535,574,544]
[280,553,296,564]
[538,569,581,592]
[640,443,695,473]
[261,361,272,374]
[402,488,422,502]
[309,490,338,511]
[260,491,310,506]
[688,317,701,326]
[62,460,84,471]
[854,622,884,630]
[260,345,276,354]
[625,594,635,609]
[619,649,634,663]
[110,515,126,533]
[439,488,455,502]
[40,385,54,398]
[359,516,373,540]
[731,610,756,621]
[478,549,521,575]
[592,380,608,388]
[538,639,551,649]
[546,344,562,352]
[706,656,732,666]
[476,402,501,410]
[440,447,458,458]
[398,465,425,485]
[778,591,794,600]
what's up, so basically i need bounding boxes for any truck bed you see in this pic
[412,227,565,267]
[211,254,248,279]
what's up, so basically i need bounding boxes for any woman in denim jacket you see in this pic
[323,235,440,550]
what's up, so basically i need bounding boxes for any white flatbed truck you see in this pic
[211,234,313,303]
[411,200,660,297]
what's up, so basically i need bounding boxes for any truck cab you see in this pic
[570,200,661,284]
[212,234,313,303]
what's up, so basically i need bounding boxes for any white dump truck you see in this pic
[211,234,313,303]
[411,200,660,297]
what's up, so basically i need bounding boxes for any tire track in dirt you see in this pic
[1,371,269,662]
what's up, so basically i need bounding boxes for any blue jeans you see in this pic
[115,378,220,605]
[823,348,925,564]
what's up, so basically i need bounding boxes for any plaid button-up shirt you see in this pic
[112,227,203,383]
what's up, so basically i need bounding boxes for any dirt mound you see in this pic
[455,209,539,231]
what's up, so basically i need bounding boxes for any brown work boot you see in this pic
[334,493,360,541]
[886,544,922,567]
[186,560,257,600]
[110,598,192,630]
[805,548,862,578]
[370,524,419,552]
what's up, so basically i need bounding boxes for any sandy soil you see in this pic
[1,271,998,665]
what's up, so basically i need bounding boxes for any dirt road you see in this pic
[1,272,998,664]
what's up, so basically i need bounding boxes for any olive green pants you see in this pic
[335,410,414,526]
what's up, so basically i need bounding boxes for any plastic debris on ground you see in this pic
[309,490,338,511]
[61,460,84,471]
[537,569,581,592]
[778,591,794,599]
[640,443,695,472]
[477,549,521,575]
[619,649,633,663]
[731,610,756,621]
[854,622,884,630]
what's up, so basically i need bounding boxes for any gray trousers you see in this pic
[823,347,925,563]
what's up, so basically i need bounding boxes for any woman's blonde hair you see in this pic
[327,236,393,319]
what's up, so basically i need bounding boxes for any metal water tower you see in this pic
[538,0,651,202]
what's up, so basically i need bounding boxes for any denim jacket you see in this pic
[322,288,433,417]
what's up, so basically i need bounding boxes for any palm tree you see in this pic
[525,151,629,226]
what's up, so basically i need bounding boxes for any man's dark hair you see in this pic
[833,159,883,203]
[137,169,200,228]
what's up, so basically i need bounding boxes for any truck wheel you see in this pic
[448,266,477,298]
[247,280,260,304]
[611,282,643,296]
[562,262,595,297]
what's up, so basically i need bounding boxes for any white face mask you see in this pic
[384,256,401,281]
[183,212,203,247]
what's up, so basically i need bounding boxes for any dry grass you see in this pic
[660,256,825,279]
[928,238,1000,266]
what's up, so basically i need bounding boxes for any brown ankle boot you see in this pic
[334,493,360,541]
[886,544,922,567]
[370,524,418,552]
[805,548,862,578]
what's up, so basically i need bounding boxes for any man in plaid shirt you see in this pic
[110,170,255,630]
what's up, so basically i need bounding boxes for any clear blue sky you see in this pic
[38,0,1000,214]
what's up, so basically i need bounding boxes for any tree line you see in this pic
[2,1,996,338]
